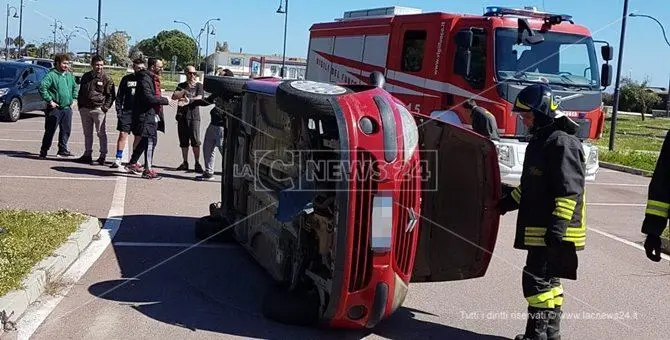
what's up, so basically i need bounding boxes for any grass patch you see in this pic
[662,228,669,240]
[0,210,86,296]
[595,115,670,172]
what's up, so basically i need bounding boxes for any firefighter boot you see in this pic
[546,306,562,340]
[514,307,549,340]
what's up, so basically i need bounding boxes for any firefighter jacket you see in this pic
[642,130,670,237]
[499,125,587,250]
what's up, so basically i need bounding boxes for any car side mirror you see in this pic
[601,64,612,88]
[601,45,614,61]
[456,30,474,48]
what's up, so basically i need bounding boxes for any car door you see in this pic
[32,68,48,110]
[19,68,40,111]
[411,114,501,282]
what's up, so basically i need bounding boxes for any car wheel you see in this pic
[3,98,21,122]
[194,215,235,243]
[261,285,321,326]
[203,75,247,99]
[275,80,352,116]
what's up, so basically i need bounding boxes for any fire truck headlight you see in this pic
[397,104,419,162]
[496,144,514,168]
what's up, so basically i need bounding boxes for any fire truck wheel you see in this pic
[261,285,320,326]
[194,215,235,243]
[276,80,352,116]
[203,75,247,98]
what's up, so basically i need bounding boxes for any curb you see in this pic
[599,161,653,177]
[0,216,101,334]
[662,238,670,256]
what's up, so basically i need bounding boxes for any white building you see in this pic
[206,51,306,79]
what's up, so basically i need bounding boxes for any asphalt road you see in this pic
[1,104,669,340]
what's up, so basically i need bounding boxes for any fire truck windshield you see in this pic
[495,28,600,90]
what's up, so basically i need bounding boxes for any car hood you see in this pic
[0,82,15,89]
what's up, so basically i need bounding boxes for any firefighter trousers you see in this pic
[523,249,564,310]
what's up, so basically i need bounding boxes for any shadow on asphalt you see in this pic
[50,165,220,182]
[86,214,510,339]
[0,111,44,123]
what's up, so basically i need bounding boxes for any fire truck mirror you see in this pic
[517,18,545,45]
[601,45,614,61]
[601,64,613,88]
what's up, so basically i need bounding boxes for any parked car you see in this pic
[15,57,55,70]
[0,61,49,122]
[198,74,502,329]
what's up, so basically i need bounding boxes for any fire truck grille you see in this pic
[348,150,375,292]
[394,164,418,276]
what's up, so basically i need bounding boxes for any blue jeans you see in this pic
[41,107,72,154]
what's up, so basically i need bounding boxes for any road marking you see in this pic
[587,203,645,207]
[587,182,648,187]
[112,241,238,249]
[0,175,117,182]
[0,129,50,132]
[16,145,130,340]
[0,138,116,145]
[590,227,670,262]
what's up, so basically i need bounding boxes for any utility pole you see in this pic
[608,0,629,151]
[18,0,23,56]
[96,0,101,55]
[53,19,57,56]
[276,0,288,78]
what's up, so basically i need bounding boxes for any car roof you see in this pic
[0,60,50,70]
[243,78,281,95]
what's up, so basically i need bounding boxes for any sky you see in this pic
[7,0,670,88]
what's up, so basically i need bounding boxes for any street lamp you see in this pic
[50,19,63,57]
[276,0,288,78]
[18,0,23,56]
[629,13,670,118]
[75,25,94,55]
[5,5,19,60]
[85,0,101,55]
[608,0,630,151]
[201,18,220,75]
[174,20,199,65]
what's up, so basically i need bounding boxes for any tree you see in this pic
[135,30,196,69]
[216,41,229,52]
[128,44,143,60]
[104,31,131,66]
[24,43,38,57]
[618,77,662,120]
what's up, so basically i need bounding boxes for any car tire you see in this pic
[2,98,22,122]
[275,80,352,116]
[194,215,235,243]
[203,75,247,98]
[261,285,321,326]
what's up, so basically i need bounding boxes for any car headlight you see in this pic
[396,104,419,162]
[0,88,9,97]
[496,144,514,168]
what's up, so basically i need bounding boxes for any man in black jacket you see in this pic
[125,58,170,179]
[76,54,116,165]
[641,130,670,262]
[111,58,145,168]
[464,99,500,141]
[498,84,586,340]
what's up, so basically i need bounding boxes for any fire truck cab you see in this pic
[305,6,613,181]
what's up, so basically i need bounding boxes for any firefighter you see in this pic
[641,130,670,262]
[497,83,586,340]
[464,99,500,141]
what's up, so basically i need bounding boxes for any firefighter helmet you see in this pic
[513,83,560,118]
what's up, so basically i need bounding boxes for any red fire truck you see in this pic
[305,6,613,181]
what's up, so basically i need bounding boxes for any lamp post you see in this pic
[174,20,199,66]
[75,25,93,55]
[5,5,18,60]
[50,19,63,57]
[18,0,23,56]
[276,0,288,78]
[85,1,101,56]
[201,18,220,75]
[629,13,670,117]
[608,0,629,151]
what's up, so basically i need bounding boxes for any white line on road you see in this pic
[16,145,130,340]
[587,203,646,207]
[0,175,117,182]
[0,138,116,145]
[587,182,648,187]
[112,241,238,249]
[590,227,670,262]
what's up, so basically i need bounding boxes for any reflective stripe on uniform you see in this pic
[551,285,564,306]
[526,291,555,309]
[553,197,577,220]
[512,187,522,204]
[645,200,670,218]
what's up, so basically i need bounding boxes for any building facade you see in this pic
[207,51,306,79]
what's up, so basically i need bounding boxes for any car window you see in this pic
[37,61,53,69]
[0,64,22,82]
[35,68,47,80]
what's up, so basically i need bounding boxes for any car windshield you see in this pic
[495,28,600,89]
[0,64,22,83]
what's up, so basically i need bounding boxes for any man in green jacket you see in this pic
[39,53,78,158]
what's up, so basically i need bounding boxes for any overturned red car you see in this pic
[199,72,501,329]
